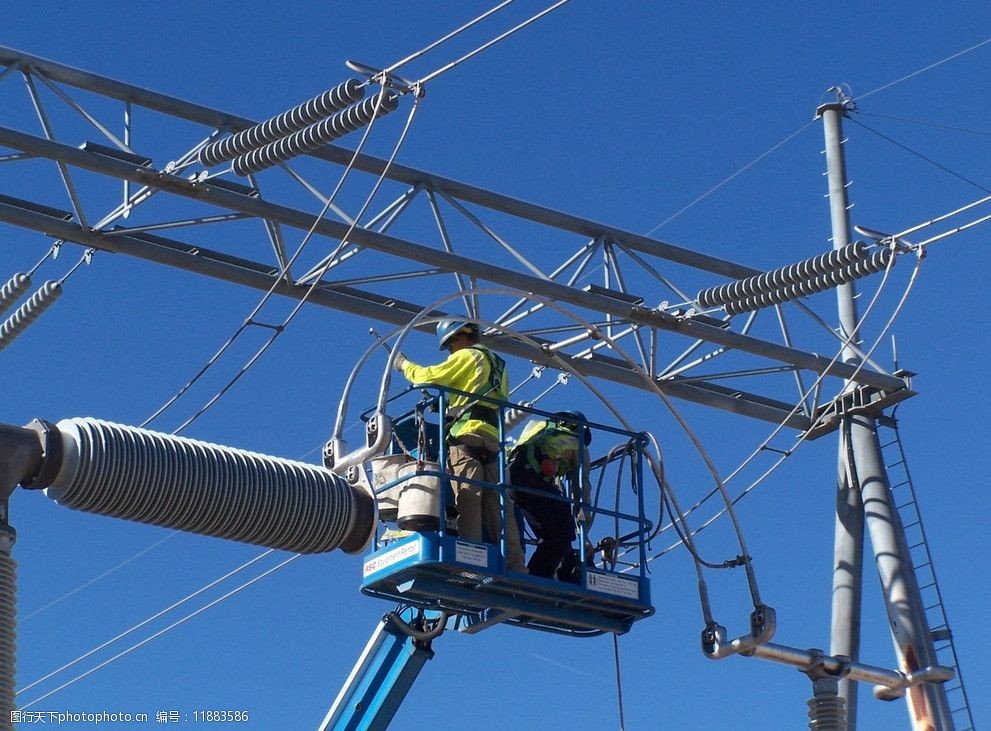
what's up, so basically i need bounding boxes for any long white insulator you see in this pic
[0,533,15,730]
[697,242,871,309]
[43,419,373,554]
[0,281,61,352]
[723,248,892,315]
[0,273,30,318]
[232,91,399,176]
[198,78,365,167]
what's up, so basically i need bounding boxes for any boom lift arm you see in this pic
[319,608,446,731]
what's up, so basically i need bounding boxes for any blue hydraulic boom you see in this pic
[318,608,445,731]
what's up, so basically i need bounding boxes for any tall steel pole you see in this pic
[818,98,953,730]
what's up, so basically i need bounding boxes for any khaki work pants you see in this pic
[448,436,526,573]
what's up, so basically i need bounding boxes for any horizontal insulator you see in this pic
[232,91,399,176]
[198,78,365,167]
[43,418,374,555]
[724,248,892,315]
[0,280,61,352]
[0,272,30,318]
[697,242,871,309]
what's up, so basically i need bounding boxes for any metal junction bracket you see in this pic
[702,605,777,660]
[738,642,953,699]
[805,373,916,441]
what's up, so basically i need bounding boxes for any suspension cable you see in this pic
[416,0,572,85]
[643,120,814,235]
[856,36,991,102]
[20,554,299,709]
[171,94,422,436]
[383,0,516,75]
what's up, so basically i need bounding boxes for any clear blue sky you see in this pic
[2,2,989,729]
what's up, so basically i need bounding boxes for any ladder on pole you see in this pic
[877,413,976,731]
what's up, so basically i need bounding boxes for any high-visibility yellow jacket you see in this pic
[401,345,508,442]
[509,418,593,525]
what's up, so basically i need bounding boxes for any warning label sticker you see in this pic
[455,541,489,568]
[363,541,419,577]
[586,570,639,600]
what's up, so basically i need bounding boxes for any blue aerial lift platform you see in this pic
[324,386,655,729]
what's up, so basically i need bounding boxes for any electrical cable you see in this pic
[383,0,516,75]
[170,93,422,436]
[853,111,991,138]
[20,553,299,709]
[144,87,420,433]
[847,116,989,193]
[416,0,572,85]
[141,88,397,428]
[19,532,176,623]
[647,250,923,561]
[612,634,626,731]
[643,120,815,235]
[17,549,275,696]
[856,36,991,102]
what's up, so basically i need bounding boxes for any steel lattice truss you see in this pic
[0,46,913,434]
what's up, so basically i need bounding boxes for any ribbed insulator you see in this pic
[0,273,30,318]
[697,242,871,308]
[0,541,15,729]
[0,280,61,352]
[198,78,365,167]
[232,91,399,176]
[807,695,846,730]
[43,418,373,554]
[723,249,893,315]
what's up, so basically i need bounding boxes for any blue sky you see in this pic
[1,2,989,729]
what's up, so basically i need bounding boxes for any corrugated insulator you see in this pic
[697,242,871,309]
[0,537,15,728]
[198,78,365,167]
[723,248,892,315]
[232,91,399,176]
[0,273,30,318]
[43,418,373,554]
[0,281,61,352]
[807,695,846,730]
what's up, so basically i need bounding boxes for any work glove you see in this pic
[393,352,409,372]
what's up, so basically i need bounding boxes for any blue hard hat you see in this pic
[554,410,592,446]
[436,319,476,350]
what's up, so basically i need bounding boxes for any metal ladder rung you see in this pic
[889,479,910,488]
[908,540,926,549]
[915,561,931,571]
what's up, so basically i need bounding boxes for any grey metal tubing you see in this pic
[821,103,951,731]
[0,46,757,280]
[748,643,953,691]
[0,126,909,395]
[0,201,818,430]
[40,418,375,554]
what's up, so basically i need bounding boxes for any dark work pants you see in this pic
[509,462,575,578]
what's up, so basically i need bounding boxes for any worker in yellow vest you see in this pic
[394,319,526,573]
[508,411,592,580]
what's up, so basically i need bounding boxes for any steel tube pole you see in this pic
[820,100,866,729]
[819,102,952,730]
